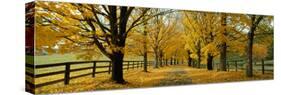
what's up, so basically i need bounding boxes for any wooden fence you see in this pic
[26,59,272,90]
[26,60,156,88]
[215,60,273,72]
[191,59,273,72]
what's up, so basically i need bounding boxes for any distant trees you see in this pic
[148,11,180,68]
[181,11,273,76]
[182,11,221,70]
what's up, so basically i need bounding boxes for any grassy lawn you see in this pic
[34,64,273,94]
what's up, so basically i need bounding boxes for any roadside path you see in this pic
[156,66,192,86]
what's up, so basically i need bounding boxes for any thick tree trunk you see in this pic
[143,50,148,72]
[207,53,214,70]
[111,52,125,83]
[159,51,163,67]
[197,41,201,68]
[261,59,264,74]
[188,58,192,66]
[108,6,131,83]
[246,16,264,77]
[246,30,254,77]
[187,50,192,66]
[154,50,159,68]
[143,24,148,72]
[174,57,177,65]
[219,42,227,71]
[219,13,227,71]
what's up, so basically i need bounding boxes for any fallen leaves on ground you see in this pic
[34,65,273,94]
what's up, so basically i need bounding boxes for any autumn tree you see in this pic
[36,1,171,83]
[148,11,179,68]
[218,13,228,71]
[222,14,272,76]
[182,11,221,69]
[245,15,264,77]
[182,11,203,68]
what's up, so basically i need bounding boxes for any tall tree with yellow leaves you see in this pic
[36,1,172,83]
[148,11,179,68]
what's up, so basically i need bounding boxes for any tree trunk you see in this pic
[170,57,173,65]
[154,50,159,68]
[207,53,214,70]
[111,52,125,83]
[219,42,227,71]
[187,50,192,66]
[143,22,148,72]
[246,30,254,77]
[143,50,148,72]
[219,13,227,71]
[261,59,264,74]
[246,15,264,77]
[197,41,201,68]
[143,48,148,72]
[174,57,177,65]
[188,58,192,66]
[159,51,163,67]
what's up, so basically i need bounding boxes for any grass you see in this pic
[26,54,144,74]
[26,54,147,87]
[26,54,273,94]
[28,53,145,65]
[34,64,273,94]
[185,67,273,84]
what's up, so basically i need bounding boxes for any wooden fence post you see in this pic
[138,61,140,68]
[262,59,265,74]
[139,61,141,68]
[64,63,70,85]
[235,61,238,72]
[127,61,130,70]
[132,61,135,69]
[170,58,173,65]
[142,61,144,67]
[137,61,139,68]
[227,62,230,72]
[108,62,112,74]
[92,61,96,77]
[140,61,142,68]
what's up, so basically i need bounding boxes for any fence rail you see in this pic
[26,60,155,88]
[214,60,273,72]
[26,59,273,89]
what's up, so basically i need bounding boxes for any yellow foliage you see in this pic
[253,44,268,60]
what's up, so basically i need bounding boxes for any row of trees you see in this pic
[35,1,179,83]
[181,11,273,77]
[34,1,273,83]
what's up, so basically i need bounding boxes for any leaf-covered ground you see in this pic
[35,64,273,94]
